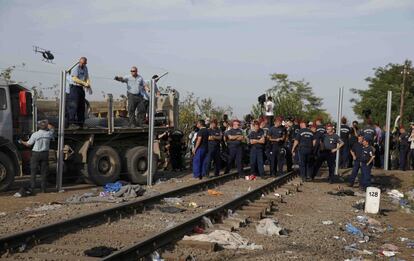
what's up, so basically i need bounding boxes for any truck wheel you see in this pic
[126,147,158,184]
[0,152,15,192]
[87,146,121,185]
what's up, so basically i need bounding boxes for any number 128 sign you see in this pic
[365,187,381,214]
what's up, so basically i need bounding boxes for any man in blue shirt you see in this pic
[248,120,266,177]
[268,117,286,176]
[20,120,55,193]
[192,119,209,179]
[67,57,92,129]
[292,121,315,182]
[114,66,147,127]
[225,120,245,177]
[203,119,222,177]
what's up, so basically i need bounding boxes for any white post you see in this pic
[56,71,66,191]
[384,91,392,170]
[147,79,156,187]
[335,87,344,175]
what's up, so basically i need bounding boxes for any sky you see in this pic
[1,0,413,120]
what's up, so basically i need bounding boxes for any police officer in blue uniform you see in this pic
[340,117,351,168]
[192,120,209,180]
[349,133,363,187]
[203,119,222,177]
[292,121,315,182]
[248,120,266,177]
[399,126,410,171]
[268,117,286,176]
[362,119,376,144]
[360,136,375,190]
[313,124,344,183]
[225,120,245,177]
[285,117,295,172]
[315,118,326,136]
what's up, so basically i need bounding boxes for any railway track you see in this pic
[0,170,297,260]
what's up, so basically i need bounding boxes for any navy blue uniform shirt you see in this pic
[316,125,326,135]
[248,129,265,150]
[269,126,286,145]
[295,128,314,149]
[208,128,221,147]
[340,124,351,143]
[225,128,243,147]
[362,126,376,141]
[322,133,342,151]
[197,127,209,150]
[359,145,374,163]
[351,142,363,159]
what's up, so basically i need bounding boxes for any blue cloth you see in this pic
[349,160,361,186]
[270,144,284,176]
[104,181,123,193]
[298,148,313,180]
[227,146,243,176]
[71,65,89,85]
[193,147,208,178]
[27,129,54,152]
[360,162,372,188]
[203,144,221,176]
[313,150,336,180]
[123,75,146,96]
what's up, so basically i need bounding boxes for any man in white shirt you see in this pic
[264,96,275,127]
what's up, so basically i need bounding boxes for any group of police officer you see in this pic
[192,116,377,190]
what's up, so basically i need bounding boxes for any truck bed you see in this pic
[63,126,171,135]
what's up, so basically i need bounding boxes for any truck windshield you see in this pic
[0,88,6,110]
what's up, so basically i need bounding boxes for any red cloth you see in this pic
[19,91,27,115]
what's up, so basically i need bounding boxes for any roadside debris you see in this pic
[352,199,365,210]
[0,212,6,217]
[379,250,396,257]
[183,230,263,250]
[256,218,287,236]
[27,213,46,218]
[13,187,34,198]
[387,189,404,200]
[33,203,62,212]
[345,223,364,238]
[163,197,183,206]
[188,202,198,208]
[84,246,118,257]
[328,189,355,197]
[103,181,123,193]
[380,243,399,252]
[157,206,185,214]
[207,189,223,196]
[322,220,334,225]
[201,216,214,228]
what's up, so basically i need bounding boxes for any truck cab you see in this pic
[0,79,32,191]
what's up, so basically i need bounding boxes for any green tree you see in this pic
[179,92,199,137]
[0,63,25,82]
[252,74,330,121]
[351,60,414,126]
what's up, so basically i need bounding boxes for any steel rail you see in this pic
[0,170,245,255]
[103,171,296,261]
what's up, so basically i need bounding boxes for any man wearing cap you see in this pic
[203,119,222,177]
[292,121,315,182]
[268,117,286,176]
[114,66,147,127]
[20,121,55,193]
[349,134,364,187]
[398,126,410,171]
[359,135,375,190]
[224,120,245,177]
[248,120,266,177]
[313,124,344,183]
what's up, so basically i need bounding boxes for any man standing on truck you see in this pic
[114,66,147,127]
[67,57,92,129]
[19,120,55,193]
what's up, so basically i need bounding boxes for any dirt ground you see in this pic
[169,169,414,261]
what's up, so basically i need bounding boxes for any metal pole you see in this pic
[31,89,38,133]
[384,91,392,170]
[107,94,114,134]
[335,87,344,175]
[56,71,66,192]
[147,79,156,187]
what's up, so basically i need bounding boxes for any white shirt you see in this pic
[265,101,274,116]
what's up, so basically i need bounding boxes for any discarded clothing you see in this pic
[157,206,186,214]
[163,197,183,206]
[328,189,355,197]
[183,230,263,250]
[207,189,223,196]
[256,218,286,236]
[66,192,120,204]
[84,246,117,257]
[345,223,364,238]
[113,184,145,198]
[103,181,123,193]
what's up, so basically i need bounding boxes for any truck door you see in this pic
[0,86,13,142]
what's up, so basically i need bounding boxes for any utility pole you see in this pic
[399,62,409,125]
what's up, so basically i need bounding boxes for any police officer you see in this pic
[225,120,244,177]
[349,133,363,187]
[248,120,266,177]
[284,118,295,172]
[204,119,222,177]
[399,126,410,171]
[360,136,375,190]
[192,120,209,179]
[340,117,351,168]
[20,120,55,193]
[292,121,315,182]
[315,118,326,136]
[313,124,344,183]
[67,57,92,129]
[268,117,286,176]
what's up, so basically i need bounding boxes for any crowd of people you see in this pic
[189,106,414,191]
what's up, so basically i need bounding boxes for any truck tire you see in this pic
[87,146,121,185]
[125,146,158,184]
[0,151,15,192]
